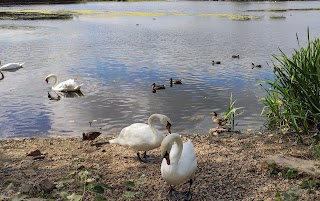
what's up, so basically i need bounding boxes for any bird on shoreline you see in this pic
[83,132,101,142]
[161,133,197,200]
[109,114,172,162]
[211,111,228,128]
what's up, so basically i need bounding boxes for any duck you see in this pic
[161,133,197,200]
[212,60,221,65]
[109,114,172,162]
[152,83,166,90]
[0,71,3,80]
[210,111,228,127]
[83,132,101,142]
[251,63,262,69]
[232,55,240,58]
[169,78,182,85]
[0,61,25,71]
[45,74,83,92]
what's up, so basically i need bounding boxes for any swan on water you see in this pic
[45,74,82,92]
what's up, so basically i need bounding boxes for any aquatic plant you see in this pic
[198,13,262,21]
[224,93,244,131]
[260,30,320,141]
[269,15,286,19]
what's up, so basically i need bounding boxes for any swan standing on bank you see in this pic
[161,133,197,200]
[45,74,83,92]
[0,61,25,71]
[109,114,172,162]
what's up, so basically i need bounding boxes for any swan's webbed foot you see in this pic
[142,151,150,159]
[181,191,192,201]
[166,186,180,200]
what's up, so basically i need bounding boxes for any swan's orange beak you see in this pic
[164,151,170,165]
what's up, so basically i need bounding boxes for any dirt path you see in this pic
[0,133,319,200]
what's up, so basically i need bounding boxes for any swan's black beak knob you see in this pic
[166,121,172,134]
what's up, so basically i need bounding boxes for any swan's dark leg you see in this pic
[183,179,193,200]
[142,151,150,159]
[166,185,180,200]
[137,152,147,163]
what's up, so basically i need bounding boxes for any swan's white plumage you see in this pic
[109,114,172,153]
[0,62,24,70]
[45,74,82,92]
[161,133,197,186]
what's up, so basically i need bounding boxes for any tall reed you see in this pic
[261,30,320,140]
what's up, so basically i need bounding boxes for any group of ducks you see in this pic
[212,55,262,69]
[151,78,182,93]
[97,113,198,200]
[0,61,25,80]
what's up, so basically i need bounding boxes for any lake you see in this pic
[0,1,320,138]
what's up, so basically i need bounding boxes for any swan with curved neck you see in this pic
[161,133,197,199]
[109,114,172,162]
[0,71,4,80]
[45,74,82,92]
[0,61,24,71]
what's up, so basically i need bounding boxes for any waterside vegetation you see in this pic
[260,31,320,142]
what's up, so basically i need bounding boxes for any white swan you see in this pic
[109,114,172,162]
[0,61,25,71]
[45,74,83,92]
[161,133,197,199]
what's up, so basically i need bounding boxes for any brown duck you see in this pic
[83,132,101,142]
[210,112,228,127]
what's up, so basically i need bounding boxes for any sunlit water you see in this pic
[0,1,320,138]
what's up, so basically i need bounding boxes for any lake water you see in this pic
[1,1,320,138]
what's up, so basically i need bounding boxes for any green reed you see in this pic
[261,30,320,140]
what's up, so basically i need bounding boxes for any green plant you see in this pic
[54,158,107,200]
[269,161,279,177]
[224,93,244,131]
[284,168,298,179]
[261,29,320,141]
[122,172,146,199]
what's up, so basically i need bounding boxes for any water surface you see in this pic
[1,1,320,138]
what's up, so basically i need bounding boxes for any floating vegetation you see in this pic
[245,7,320,12]
[0,24,37,30]
[269,15,286,19]
[0,10,73,20]
[198,13,262,21]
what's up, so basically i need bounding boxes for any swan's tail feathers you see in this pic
[20,62,25,67]
[109,138,119,144]
[74,84,83,91]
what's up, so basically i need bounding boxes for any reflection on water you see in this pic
[48,90,84,101]
[0,1,320,138]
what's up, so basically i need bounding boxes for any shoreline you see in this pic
[1,133,319,200]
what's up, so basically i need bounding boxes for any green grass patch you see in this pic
[269,15,286,19]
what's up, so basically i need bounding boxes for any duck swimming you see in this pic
[169,78,182,85]
[152,83,166,90]
[251,63,262,69]
[212,60,221,65]
[232,55,240,58]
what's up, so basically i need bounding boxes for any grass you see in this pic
[260,29,320,141]
[244,7,320,12]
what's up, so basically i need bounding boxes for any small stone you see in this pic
[39,178,55,193]
[20,182,33,193]
[23,169,37,177]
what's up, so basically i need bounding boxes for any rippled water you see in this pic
[0,1,320,138]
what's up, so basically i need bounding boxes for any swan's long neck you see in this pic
[148,114,161,133]
[169,134,183,164]
[50,75,58,87]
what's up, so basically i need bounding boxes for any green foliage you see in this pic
[122,172,146,199]
[261,29,320,141]
[284,168,298,179]
[268,162,279,177]
[224,93,244,131]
